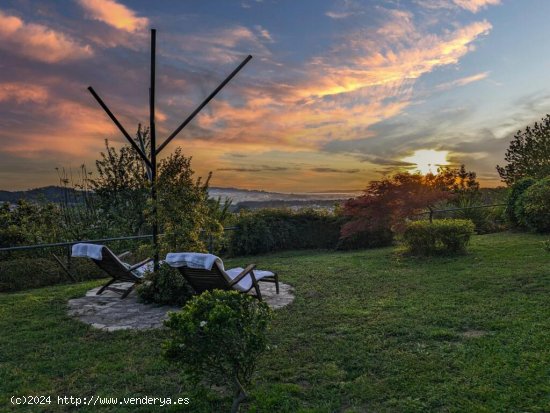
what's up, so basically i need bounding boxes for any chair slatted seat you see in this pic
[170,257,279,301]
[72,244,153,299]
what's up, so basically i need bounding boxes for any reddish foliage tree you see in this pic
[341,172,453,238]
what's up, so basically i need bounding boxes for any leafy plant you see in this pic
[156,148,215,254]
[137,263,194,306]
[90,129,150,236]
[164,290,272,412]
[403,219,475,255]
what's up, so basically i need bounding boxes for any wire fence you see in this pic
[0,203,507,290]
[0,228,237,290]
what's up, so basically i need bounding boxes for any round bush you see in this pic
[164,290,272,410]
[403,219,475,255]
[517,177,550,233]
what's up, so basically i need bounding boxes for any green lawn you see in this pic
[1,232,549,412]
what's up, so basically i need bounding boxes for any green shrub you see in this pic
[164,290,272,412]
[228,208,392,256]
[516,177,550,233]
[0,256,101,292]
[506,177,536,227]
[543,239,550,252]
[403,219,475,255]
[137,263,194,306]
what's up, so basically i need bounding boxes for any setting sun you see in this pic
[402,149,450,175]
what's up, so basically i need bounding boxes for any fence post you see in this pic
[208,233,213,254]
[67,245,72,271]
[428,206,434,223]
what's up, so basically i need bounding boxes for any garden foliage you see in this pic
[341,172,452,239]
[164,290,272,412]
[137,263,194,306]
[505,177,536,227]
[403,219,475,255]
[0,200,62,248]
[515,177,550,233]
[228,208,392,256]
[497,114,550,184]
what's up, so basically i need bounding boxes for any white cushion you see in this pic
[225,268,275,292]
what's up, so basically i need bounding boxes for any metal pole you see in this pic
[150,29,159,271]
[87,87,152,168]
[156,55,253,155]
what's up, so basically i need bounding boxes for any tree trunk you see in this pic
[230,378,248,413]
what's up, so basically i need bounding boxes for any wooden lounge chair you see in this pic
[72,243,153,299]
[165,253,279,301]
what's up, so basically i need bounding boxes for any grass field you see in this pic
[1,232,549,412]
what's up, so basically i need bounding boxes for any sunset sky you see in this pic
[1,0,550,192]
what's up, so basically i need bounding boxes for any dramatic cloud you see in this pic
[0,1,513,191]
[77,0,148,32]
[192,9,493,154]
[0,10,93,63]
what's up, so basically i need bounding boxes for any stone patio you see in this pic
[67,281,295,332]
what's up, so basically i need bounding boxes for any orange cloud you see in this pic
[436,71,489,90]
[453,0,501,13]
[416,0,501,13]
[77,0,148,32]
[0,11,93,63]
[0,83,49,104]
[297,16,492,100]
[186,11,492,154]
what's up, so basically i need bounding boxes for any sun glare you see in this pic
[402,149,450,175]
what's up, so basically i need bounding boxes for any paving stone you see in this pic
[68,281,295,331]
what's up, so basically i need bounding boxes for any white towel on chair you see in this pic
[165,252,223,271]
[71,243,103,260]
[225,268,275,292]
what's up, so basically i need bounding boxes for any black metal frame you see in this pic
[87,28,252,270]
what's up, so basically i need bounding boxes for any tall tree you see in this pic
[497,115,550,185]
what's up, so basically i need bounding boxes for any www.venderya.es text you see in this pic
[10,395,190,407]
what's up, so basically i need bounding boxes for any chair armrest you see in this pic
[228,264,257,287]
[129,257,154,272]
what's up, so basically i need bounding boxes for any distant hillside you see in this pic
[209,187,359,204]
[0,185,505,207]
[0,186,81,204]
[234,199,345,211]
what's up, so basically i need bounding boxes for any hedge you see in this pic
[227,208,392,256]
[403,219,475,255]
